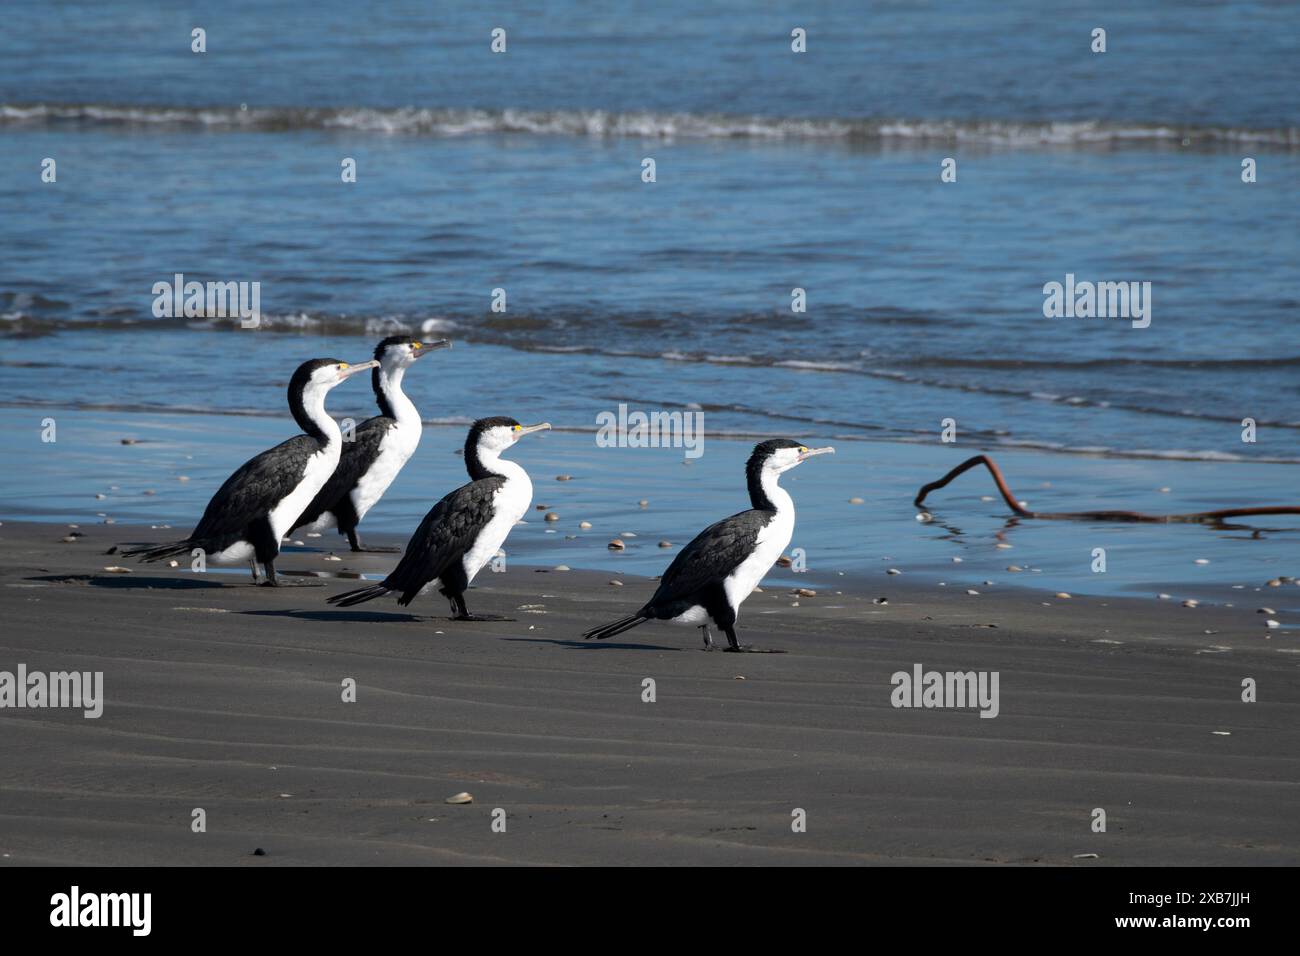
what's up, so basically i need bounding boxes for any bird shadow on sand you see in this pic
[240,608,426,624]
[29,574,229,590]
[503,637,681,651]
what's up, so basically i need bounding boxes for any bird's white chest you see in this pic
[269,444,340,543]
[351,421,420,520]
[461,474,532,584]
[722,508,794,617]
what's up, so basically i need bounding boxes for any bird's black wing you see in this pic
[644,508,770,612]
[383,476,506,603]
[190,435,317,543]
[293,416,394,528]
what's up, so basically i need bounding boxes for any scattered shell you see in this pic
[794,588,816,597]
[544,512,560,522]
[1258,607,1276,614]
[980,496,994,502]
[552,565,570,572]
[848,497,864,505]
[776,555,793,567]
[872,597,888,605]
[1182,599,1199,608]
[1265,619,1280,629]
[886,568,901,575]
[608,539,625,551]
[102,566,131,573]
[1007,565,1023,572]
[535,504,550,511]
[61,536,78,543]
[1194,558,1210,565]
[966,589,980,596]
[1073,853,1099,860]
[579,521,593,529]
[915,512,932,522]
[1158,487,1171,493]
[638,499,648,508]
[951,556,963,563]
[1266,579,1282,587]
[734,676,746,681]
[142,489,156,496]
[555,474,572,481]
[620,532,637,538]
[95,493,106,500]
[1055,592,1072,599]
[120,438,139,445]
[1157,593,1172,600]
[608,579,623,587]
[445,792,473,805]
[177,475,190,482]
[658,540,672,548]
[1211,731,1231,736]
[168,560,179,568]
[995,543,1013,550]
[324,554,342,562]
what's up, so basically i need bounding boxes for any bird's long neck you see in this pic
[748,465,793,515]
[373,363,418,426]
[290,382,340,447]
[466,441,528,489]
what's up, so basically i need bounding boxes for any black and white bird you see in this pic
[583,439,833,651]
[326,416,550,619]
[291,335,450,552]
[124,357,379,585]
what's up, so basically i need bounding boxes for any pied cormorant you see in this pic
[583,439,833,651]
[124,357,378,585]
[326,416,550,619]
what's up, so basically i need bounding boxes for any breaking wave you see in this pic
[4,102,1298,149]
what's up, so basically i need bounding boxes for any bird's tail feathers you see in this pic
[121,540,195,563]
[583,614,649,641]
[327,582,393,607]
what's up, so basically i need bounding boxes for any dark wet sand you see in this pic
[1,520,1297,866]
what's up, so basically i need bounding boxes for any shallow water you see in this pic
[4,404,1296,604]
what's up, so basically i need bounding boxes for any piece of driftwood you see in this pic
[913,455,1300,523]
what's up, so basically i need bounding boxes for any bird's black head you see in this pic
[463,416,552,479]
[746,438,802,475]
[286,357,379,435]
[289,358,357,395]
[370,335,450,411]
[372,335,452,362]
[745,438,835,506]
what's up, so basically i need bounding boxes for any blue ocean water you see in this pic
[0,1,1296,594]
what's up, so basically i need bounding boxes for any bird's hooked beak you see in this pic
[515,422,551,439]
[798,445,835,462]
[339,359,380,381]
[413,339,452,357]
